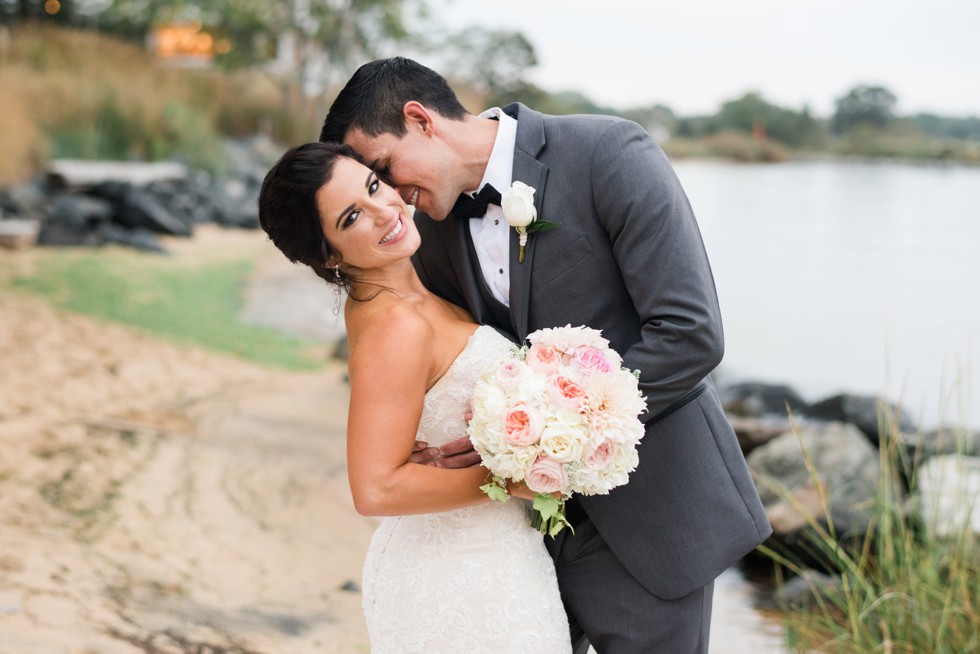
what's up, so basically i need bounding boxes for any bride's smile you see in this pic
[378,215,405,245]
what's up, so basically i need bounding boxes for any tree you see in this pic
[437,27,537,106]
[832,84,897,134]
[716,92,823,147]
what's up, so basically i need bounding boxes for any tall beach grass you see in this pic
[760,405,979,653]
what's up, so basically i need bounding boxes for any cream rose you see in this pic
[501,181,537,228]
[539,424,586,463]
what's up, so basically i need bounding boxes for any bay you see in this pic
[675,159,980,430]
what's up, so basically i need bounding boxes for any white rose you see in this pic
[501,181,537,228]
[539,423,587,463]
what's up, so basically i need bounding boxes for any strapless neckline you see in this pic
[427,325,498,396]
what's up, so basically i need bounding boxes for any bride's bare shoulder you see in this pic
[346,298,433,369]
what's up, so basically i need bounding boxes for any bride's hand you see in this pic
[505,480,536,501]
[408,436,482,468]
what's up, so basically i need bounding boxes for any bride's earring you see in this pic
[331,267,342,316]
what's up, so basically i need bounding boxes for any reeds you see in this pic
[760,405,979,653]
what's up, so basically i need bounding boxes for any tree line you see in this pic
[3,0,977,161]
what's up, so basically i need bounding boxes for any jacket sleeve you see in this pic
[590,120,725,421]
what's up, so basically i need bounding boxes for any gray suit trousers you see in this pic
[546,518,714,654]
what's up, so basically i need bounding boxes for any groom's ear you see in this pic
[403,101,435,138]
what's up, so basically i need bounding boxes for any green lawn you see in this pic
[8,247,326,371]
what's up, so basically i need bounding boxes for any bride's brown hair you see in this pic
[258,141,364,294]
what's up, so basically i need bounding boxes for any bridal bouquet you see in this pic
[467,325,647,536]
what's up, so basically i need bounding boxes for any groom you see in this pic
[321,57,771,653]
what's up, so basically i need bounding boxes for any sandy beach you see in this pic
[0,231,375,653]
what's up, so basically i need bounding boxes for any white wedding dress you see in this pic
[361,326,571,654]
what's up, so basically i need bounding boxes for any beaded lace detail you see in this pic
[361,326,571,653]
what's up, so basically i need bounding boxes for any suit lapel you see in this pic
[505,104,549,341]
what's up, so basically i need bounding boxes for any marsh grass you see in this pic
[6,246,326,371]
[760,407,979,653]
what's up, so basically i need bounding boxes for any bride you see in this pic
[258,142,571,654]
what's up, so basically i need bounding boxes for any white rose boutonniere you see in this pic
[501,181,556,263]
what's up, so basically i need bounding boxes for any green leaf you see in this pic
[526,220,557,234]
[549,519,566,537]
[533,493,560,520]
[480,482,510,503]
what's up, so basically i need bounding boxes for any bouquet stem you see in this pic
[531,493,573,537]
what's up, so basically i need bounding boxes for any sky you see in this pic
[428,0,980,118]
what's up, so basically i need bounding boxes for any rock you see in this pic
[0,177,49,215]
[897,427,980,463]
[339,580,360,593]
[37,192,112,246]
[757,570,841,611]
[747,422,883,567]
[721,381,808,418]
[728,415,793,454]
[913,454,980,537]
[47,159,188,187]
[0,218,41,249]
[115,186,194,237]
[804,393,915,446]
[100,223,168,254]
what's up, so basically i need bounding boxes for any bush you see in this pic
[666,130,789,163]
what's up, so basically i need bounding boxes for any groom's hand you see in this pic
[409,437,481,468]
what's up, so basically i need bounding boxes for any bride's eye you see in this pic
[369,177,380,195]
[343,210,359,229]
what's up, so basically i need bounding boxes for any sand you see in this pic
[0,230,374,653]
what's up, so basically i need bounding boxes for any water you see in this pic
[675,159,980,430]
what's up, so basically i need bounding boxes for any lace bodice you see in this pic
[360,325,571,654]
[416,325,515,449]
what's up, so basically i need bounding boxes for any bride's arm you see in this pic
[345,309,491,516]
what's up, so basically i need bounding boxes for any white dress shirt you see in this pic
[467,107,516,307]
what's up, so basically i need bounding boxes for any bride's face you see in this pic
[317,157,421,271]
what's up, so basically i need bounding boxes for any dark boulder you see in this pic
[804,393,915,446]
[721,381,808,418]
[37,192,114,246]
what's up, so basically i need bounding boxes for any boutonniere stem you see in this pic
[501,182,556,263]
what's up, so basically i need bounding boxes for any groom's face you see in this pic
[344,126,462,222]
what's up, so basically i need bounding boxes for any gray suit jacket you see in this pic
[412,103,771,600]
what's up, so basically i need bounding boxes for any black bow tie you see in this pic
[452,183,502,219]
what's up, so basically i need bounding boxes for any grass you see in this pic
[0,25,319,185]
[760,408,979,653]
[7,246,326,371]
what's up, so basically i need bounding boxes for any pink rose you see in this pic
[525,456,568,494]
[547,374,587,412]
[495,360,526,387]
[585,439,617,469]
[503,403,542,446]
[574,347,613,374]
[526,345,562,375]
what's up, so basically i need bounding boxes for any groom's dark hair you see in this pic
[319,57,468,143]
